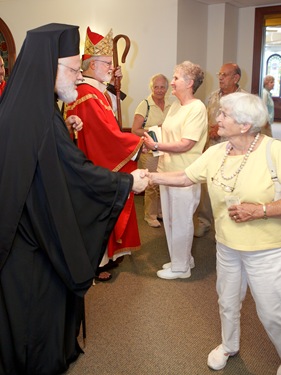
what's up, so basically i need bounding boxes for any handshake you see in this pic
[131,169,189,193]
[131,169,151,194]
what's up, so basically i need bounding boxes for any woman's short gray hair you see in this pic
[263,75,275,87]
[175,61,204,94]
[220,92,268,133]
[149,74,169,90]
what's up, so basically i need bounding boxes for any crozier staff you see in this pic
[147,92,281,375]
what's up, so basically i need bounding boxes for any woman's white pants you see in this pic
[160,184,200,272]
[216,242,281,359]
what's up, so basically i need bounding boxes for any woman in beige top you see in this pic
[132,74,171,228]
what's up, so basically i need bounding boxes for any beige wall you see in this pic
[180,1,257,101]
[237,7,256,92]
[204,3,240,102]
[0,0,260,125]
[177,0,208,101]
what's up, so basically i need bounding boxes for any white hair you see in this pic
[220,92,268,133]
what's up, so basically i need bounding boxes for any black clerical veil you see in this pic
[0,24,132,293]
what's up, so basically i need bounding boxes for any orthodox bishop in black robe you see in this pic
[0,23,135,375]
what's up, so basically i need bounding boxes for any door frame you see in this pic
[251,5,281,95]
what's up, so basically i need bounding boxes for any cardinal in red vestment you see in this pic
[65,27,143,274]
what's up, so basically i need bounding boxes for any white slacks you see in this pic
[216,242,281,359]
[160,184,200,272]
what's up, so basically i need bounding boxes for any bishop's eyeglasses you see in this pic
[58,63,82,76]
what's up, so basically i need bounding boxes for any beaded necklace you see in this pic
[211,133,260,193]
[220,132,260,181]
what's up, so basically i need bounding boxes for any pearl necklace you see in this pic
[220,133,260,181]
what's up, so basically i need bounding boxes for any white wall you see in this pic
[0,0,265,126]
[223,4,239,63]
[237,7,256,93]
[204,3,257,101]
[205,4,227,102]
[177,0,208,101]
[204,3,241,103]
[0,0,178,127]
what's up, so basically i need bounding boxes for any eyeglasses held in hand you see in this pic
[211,177,234,193]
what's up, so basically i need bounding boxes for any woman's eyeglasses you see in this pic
[211,177,234,193]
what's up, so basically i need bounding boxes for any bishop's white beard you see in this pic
[57,84,78,103]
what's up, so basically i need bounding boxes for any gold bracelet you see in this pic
[262,204,268,220]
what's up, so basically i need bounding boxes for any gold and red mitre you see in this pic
[82,27,113,61]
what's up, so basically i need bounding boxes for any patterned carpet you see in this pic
[66,195,280,375]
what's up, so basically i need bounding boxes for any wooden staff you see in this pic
[112,34,130,130]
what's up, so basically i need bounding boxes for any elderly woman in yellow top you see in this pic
[132,74,171,228]
[143,61,207,280]
[147,92,281,375]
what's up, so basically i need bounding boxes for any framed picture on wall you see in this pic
[0,18,16,80]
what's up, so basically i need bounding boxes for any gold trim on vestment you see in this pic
[112,139,143,172]
[65,93,112,112]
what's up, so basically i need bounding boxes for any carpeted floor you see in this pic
[66,195,280,375]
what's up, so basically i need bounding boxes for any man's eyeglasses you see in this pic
[58,63,81,76]
[216,72,235,78]
[211,177,234,193]
[94,59,113,67]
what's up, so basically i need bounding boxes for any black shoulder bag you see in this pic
[141,99,150,128]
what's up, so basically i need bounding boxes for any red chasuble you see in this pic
[65,82,143,257]
[0,80,6,96]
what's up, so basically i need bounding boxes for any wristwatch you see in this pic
[153,143,158,152]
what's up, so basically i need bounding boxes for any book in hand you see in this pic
[147,127,163,157]
[148,130,158,142]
